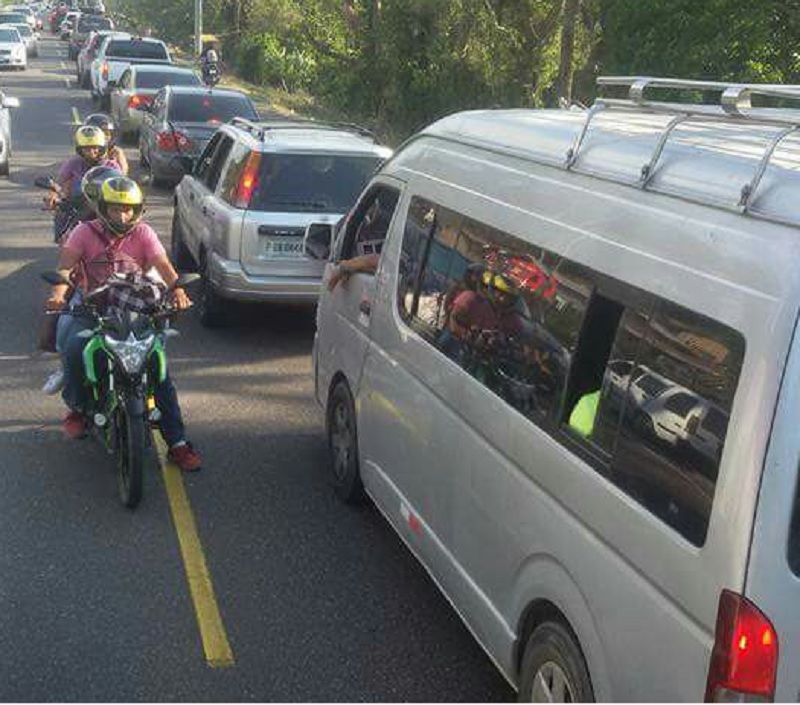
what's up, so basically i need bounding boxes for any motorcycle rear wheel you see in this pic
[117,408,144,508]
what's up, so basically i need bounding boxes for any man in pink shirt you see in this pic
[45,176,202,472]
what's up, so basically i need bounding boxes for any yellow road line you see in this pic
[71,107,80,125]
[153,434,235,668]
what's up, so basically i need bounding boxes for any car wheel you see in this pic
[198,255,227,328]
[170,211,195,272]
[326,380,365,504]
[0,158,9,177]
[518,621,594,703]
[80,71,90,89]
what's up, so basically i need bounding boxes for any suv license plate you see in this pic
[264,237,304,259]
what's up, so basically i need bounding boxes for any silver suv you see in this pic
[170,118,392,326]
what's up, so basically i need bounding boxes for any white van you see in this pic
[309,77,800,701]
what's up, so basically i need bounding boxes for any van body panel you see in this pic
[745,313,800,702]
[314,108,800,700]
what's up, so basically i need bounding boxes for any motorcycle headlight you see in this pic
[104,332,155,374]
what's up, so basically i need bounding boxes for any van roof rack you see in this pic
[229,116,378,142]
[559,76,800,220]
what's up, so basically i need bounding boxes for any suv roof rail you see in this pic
[229,116,379,142]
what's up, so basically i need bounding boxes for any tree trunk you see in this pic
[557,0,579,103]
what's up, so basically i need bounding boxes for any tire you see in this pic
[518,622,593,703]
[170,210,195,272]
[117,406,144,509]
[198,256,227,328]
[80,71,90,89]
[0,158,9,177]
[326,381,364,503]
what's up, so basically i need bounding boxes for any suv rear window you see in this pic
[0,27,21,42]
[168,93,257,123]
[249,154,381,213]
[137,71,199,89]
[78,15,111,31]
[106,40,168,60]
[13,24,31,37]
[0,14,26,24]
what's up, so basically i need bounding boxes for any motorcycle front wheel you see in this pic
[117,406,145,508]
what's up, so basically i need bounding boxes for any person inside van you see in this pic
[327,197,391,291]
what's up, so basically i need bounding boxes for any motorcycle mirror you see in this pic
[34,175,56,190]
[76,330,93,339]
[172,273,200,289]
[40,270,70,286]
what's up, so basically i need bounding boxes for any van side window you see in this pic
[610,302,744,545]
[340,186,399,262]
[398,197,588,424]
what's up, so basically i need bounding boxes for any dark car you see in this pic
[68,12,112,59]
[138,86,259,186]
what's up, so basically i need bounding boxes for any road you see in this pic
[0,38,513,701]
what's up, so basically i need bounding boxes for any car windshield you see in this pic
[635,373,669,397]
[136,71,200,89]
[0,28,21,42]
[106,39,168,60]
[0,14,27,24]
[168,94,257,123]
[250,154,383,214]
[12,24,31,37]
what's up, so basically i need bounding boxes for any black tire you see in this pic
[0,158,9,177]
[198,256,227,328]
[518,622,593,703]
[117,407,144,509]
[80,70,90,89]
[170,210,195,272]
[326,381,364,503]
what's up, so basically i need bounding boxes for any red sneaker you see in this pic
[63,410,87,439]
[167,442,202,472]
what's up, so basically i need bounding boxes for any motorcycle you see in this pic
[42,269,200,508]
[201,61,220,87]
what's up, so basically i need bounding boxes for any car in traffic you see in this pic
[109,65,201,142]
[76,29,122,89]
[170,117,391,326]
[0,11,32,29]
[59,10,80,40]
[8,5,36,30]
[310,77,800,701]
[91,35,171,109]
[138,86,258,187]
[68,11,111,59]
[8,22,38,58]
[0,89,20,176]
[0,25,27,70]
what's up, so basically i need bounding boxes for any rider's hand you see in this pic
[45,294,67,311]
[169,287,192,310]
[43,191,60,210]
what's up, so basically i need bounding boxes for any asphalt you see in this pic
[0,36,514,701]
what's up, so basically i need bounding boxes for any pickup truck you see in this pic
[91,36,171,109]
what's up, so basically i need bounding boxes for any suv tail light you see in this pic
[705,590,778,702]
[232,151,262,208]
[101,61,108,80]
[156,131,191,152]
[128,94,152,110]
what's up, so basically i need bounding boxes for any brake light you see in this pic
[127,94,152,109]
[101,61,108,80]
[705,590,778,702]
[156,131,191,152]
[232,151,261,208]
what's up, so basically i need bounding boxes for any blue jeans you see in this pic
[61,317,187,447]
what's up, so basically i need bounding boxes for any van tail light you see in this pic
[705,590,778,702]
[128,94,152,110]
[232,151,261,208]
[156,130,191,152]
[101,61,108,80]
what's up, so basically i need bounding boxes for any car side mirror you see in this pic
[2,96,20,109]
[304,222,333,261]
[168,155,195,176]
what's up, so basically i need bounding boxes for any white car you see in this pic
[0,90,20,176]
[0,25,27,70]
[8,5,35,29]
[9,23,38,58]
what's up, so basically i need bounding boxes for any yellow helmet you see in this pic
[482,271,515,295]
[97,176,144,236]
[74,124,108,165]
